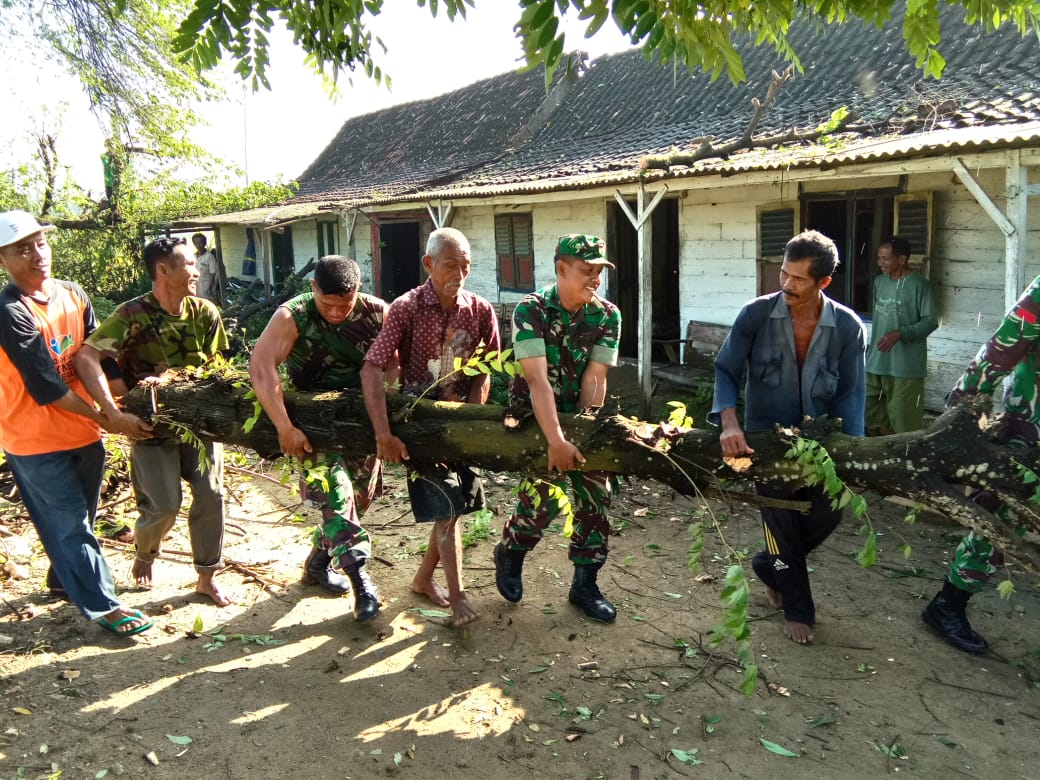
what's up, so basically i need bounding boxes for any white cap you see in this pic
[0,211,56,249]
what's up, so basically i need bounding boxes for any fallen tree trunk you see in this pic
[125,371,1040,572]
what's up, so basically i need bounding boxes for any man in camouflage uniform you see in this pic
[494,234,622,623]
[923,275,1040,654]
[75,237,232,606]
[250,256,392,622]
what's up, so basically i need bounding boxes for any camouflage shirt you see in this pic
[283,291,387,391]
[948,275,1040,444]
[510,284,621,413]
[86,292,228,389]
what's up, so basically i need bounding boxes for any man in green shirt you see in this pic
[866,236,938,434]
[75,236,232,606]
[494,234,622,623]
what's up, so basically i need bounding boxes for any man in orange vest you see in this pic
[0,211,153,636]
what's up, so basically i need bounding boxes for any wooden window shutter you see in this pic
[757,206,797,296]
[759,207,796,258]
[895,193,933,277]
[495,215,515,288]
[515,215,534,290]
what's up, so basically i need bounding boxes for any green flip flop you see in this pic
[98,610,154,637]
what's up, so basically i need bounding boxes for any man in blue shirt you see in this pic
[710,230,866,645]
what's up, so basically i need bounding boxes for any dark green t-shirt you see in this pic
[87,292,228,389]
[283,291,388,391]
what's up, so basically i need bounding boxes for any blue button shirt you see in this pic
[709,292,867,436]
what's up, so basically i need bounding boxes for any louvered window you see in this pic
[495,214,535,292]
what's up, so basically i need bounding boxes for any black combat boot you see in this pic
[568,564,617,623]
[301,547,351,595]
[921,580,989,655]
[494,542,526,603]
[344,562,381,622]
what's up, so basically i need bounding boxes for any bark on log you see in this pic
[124,371,1040,573]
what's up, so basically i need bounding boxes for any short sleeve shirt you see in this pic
[365,279,500,401]
[86,292,228,389]
[510,284,621,413]
[0,280,101,455]
[283,291,387,391]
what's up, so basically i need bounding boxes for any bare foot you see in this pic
[196,573,236,607]
[765,586,784,609]
[449,592,480,628]
[132,559,154,588]
[783,620,815,645]
[411,575,450,607]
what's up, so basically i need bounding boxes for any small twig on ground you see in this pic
[925,672,1017,699]
[375,507,414,527]
[227,463,291,488]
[371,555,396,568]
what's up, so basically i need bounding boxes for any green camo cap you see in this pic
[555,234,615,268]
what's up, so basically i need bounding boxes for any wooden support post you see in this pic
[613,183,667,417]
[1005,149,1028,310]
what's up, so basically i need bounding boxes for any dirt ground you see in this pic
[1,387,1039,780]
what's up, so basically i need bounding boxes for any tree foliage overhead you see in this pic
[7,0,218,159]
[174,0,1040,90]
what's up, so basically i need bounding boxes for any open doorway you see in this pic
[606,198,681,360]
[271,226,294,284]
[802,192,896,314]
[378,221,426,302]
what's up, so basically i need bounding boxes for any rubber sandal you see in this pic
[98,609,154,637]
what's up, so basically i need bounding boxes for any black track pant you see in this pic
[751,482,842,625]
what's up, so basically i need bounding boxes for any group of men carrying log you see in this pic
[0,207,1028,654]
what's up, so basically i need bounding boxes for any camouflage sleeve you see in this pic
[590,306,621,366]
[85,305,133,357]
[948,276,1040,405]
[511,297,546,360]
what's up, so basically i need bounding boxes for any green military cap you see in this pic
[555,234,615,268]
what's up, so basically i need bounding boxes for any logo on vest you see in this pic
[49,334,74,356]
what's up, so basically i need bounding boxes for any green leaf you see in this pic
[806,714,836,728]
[704,714,722,724]
[192,615,204,633]
[670,747,703,766]
[997,579,1016,600]
[935,735,958,747]
[759,737,798,757]
[856,530,877,568]
[413,608,452,618]
[167,734,193,746]
[664,592,683,599]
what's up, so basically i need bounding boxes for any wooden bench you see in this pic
[684,321,731,367]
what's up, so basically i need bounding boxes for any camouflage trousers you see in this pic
[302,453,382,571]
[502,471,616,566]
[948,530,1004,594]
[947,486,1011,593]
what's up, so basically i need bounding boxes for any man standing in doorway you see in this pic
[362,227,499,628]
[866,236,938,434]
[493,234,622,623]
[75,237,233,606]
[711,230,866,645]
[192,233,220,305]
[250,255,393,620]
